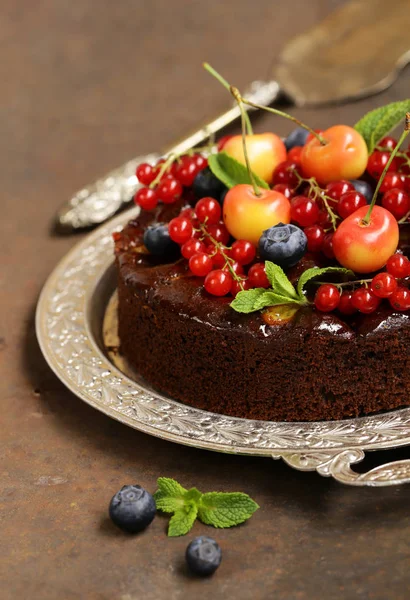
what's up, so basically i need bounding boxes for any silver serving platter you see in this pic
[37,206,410,487]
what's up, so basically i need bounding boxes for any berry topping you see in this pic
[230,277,252,297]
[143,224,179,256]
[350,179,373,203]
[367,151,399,179]
[134,188,158,211]
[230,240,256,265]
[304,225,325,253]
[284,127,309,151]
[168,217,194,244]
[337,191,367,219]
[258,223,307,268]
[314,284,340,312]
[389,286,410,311]
[381,188,410,220]
[386,253,410,278]
[185,536,222,576]
[195,197,222,225]
[326,180,355,204]
[189,253,214,277]
[136,163,155,185]
[206,223,230,245]
[109,485,156,533]
[290,195,319,227]
[156,177,183,204]
[193,167,227,201]
[379,172,406,193]
[338,291,357,315]
[370,272,398,298]
[248,263,270,288]
[272,160,300,187]
[181,238,206,259]
[351,288,381,314]
[204,270,233,296]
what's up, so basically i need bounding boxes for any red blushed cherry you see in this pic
[382,188,410,220]
[304,225,325,252]
[230,240,256,265]
[290,196,319,227]
[230,278,252,297]
[386,253,410,278]
[370,272,398,298]
[189,252,213,277]
[223,184,291,246]
[379,172,406,193]
[204,269,233,296]
[337,191,367,220]
[367,151,400,179]
[332,205,399,273]
[314,284,340,312]
[301,126,368,185]
[248,263,270,288]
[168,217,193,244]
[272,160,300,187]
[351,288,381,313]
[338,292,357,315]
[389,286,410,311]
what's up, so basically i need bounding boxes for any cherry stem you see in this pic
[363,114,410,225]
[240,97,327,146]
[203,63,253,135]
[230,86,261,197]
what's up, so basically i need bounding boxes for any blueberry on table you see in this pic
[284,126,309,151]
[259,223,307,268]
[143,224,180,256]
[109,485,156,533]
[185,536,222,576]
[193,167,227,201]
[350,179,373,203]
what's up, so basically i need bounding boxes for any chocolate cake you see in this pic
[114,201,410,422]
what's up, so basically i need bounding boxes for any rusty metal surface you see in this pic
[2,0,410,598]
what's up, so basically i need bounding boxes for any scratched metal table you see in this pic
[2,1,410,599]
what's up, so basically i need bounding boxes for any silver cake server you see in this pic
[57,0,410,231]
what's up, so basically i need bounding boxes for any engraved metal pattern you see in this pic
[37,208,410,486]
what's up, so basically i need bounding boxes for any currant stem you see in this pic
[230,86,261,197]
[363,114,410,225]
[198,223,243,285]
[314,279,372,288]
[203,63,253,135]
[239,97,327,146]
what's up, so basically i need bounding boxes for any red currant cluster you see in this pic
[314,253,410,314]
[134,154,208,211]
[167,199,270,297]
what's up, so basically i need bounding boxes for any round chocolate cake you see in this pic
[114,201,410,422]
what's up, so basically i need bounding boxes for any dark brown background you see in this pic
[2,1,410,598]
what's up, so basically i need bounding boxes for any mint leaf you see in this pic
[168,502,198,537]
[253,291,303,311]
[198,492,259,528]
[264,261,299,299]
[208,152,269,190]
[154,477,187,513]
[230,288,267,313]
[354,100,410,153]
[297,266,353,298]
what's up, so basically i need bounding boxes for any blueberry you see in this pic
[258,223,307,268]
[350,179,373,204]
[185,536,222,576]
[284,127,309,151]
[193,167,227,201]
[109,485,156,533]
[143,224,180,256]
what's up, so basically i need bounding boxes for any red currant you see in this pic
[379,172,406,193]
[317,210,333,228]
[272,183,294,199]
[287,146,303,164]
[304,225,325,253]
[208,248,230,268]
[338,291,357,315]
[195,197,222,225]
[134,187,158,211]
[152,159,166,178]
[290,196,319,227]
[168,217,193,244]
[136,163,155,185]
[389,286,410,311]
[156,177,183,204]
[382,188,410,220]
[206,222,230,245]
[223,261,244,276]
[193,154,208,170]
[351,288,381,313]
[230,240,256,265]
[337,191,367,219]
[272,160,300,187]
[379,136,397,150]
[204,269,233,296]
[181,238,206,259]
[248,263,270,288]
[175,158,198,186]
[326,180,354,204]
[180,207,196,221]
[189,252,213,277]
[314,284,340,312]
[386,253,410,278]
[230,278,252,297]
[370,272,398,298]
[322,233,335,259]
[367,151,399,179]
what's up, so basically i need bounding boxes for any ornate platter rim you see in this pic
[36,206,410,459]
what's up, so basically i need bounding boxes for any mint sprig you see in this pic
[230,262,352,315]
[354,100,410,153]
[154,477,259,537]
[208,152,269,190]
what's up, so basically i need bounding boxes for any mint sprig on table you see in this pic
[208,151,269,189]
[154,477,259,537]
[231,262,353,314]
[354,100,410,154]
